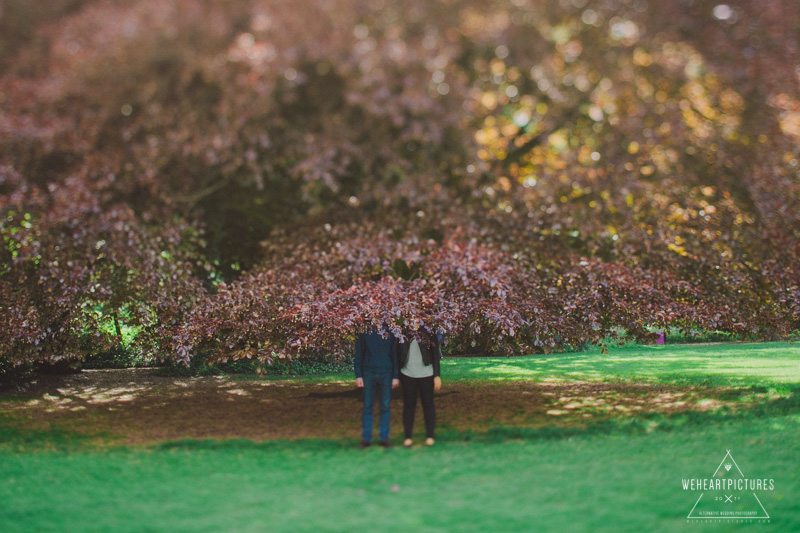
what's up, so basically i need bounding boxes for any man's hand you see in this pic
[433,376,442,391]
[356,377,364,388]
[392,379,399,389]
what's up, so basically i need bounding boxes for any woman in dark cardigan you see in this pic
[396,329,442,447]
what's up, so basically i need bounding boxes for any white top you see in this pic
[401,340,434,378]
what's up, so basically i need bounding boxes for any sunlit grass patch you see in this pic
[443,341,800,385]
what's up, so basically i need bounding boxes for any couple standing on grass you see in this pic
[354,326,442,448]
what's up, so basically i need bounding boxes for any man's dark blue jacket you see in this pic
[354,331,398,378]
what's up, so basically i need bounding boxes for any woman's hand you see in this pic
[434,376,442,391]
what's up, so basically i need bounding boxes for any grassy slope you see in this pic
[1,342,798,532]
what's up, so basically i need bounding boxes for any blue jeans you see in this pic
[362,370,393,442]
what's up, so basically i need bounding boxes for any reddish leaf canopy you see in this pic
[1,0,798,365]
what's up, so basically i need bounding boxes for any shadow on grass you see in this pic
[0,415,103,453]
[3,384,798,454]
[152,386,800,452]
[441,386,800,444]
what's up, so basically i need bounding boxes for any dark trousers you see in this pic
[362,370,393,442]
[399,373,436,439]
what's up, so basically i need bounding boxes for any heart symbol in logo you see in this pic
[725,463,732,471]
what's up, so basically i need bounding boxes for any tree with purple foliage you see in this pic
[1,0,798,370]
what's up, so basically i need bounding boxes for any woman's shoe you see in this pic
[425,438,435,446]
[403,439,413,448]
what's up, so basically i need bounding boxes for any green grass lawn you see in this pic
[442,341,800,385]
[1,342,798,532]
[1,415,798,533]
[277,341,800,386]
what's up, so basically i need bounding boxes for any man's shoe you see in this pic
[403,439,413,448]
[360,440,371,448]
[378,440,392,448]
[425,438,435,446]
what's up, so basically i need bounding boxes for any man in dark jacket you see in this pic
[354,328,399,447]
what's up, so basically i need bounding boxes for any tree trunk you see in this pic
[112,312,123,341]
